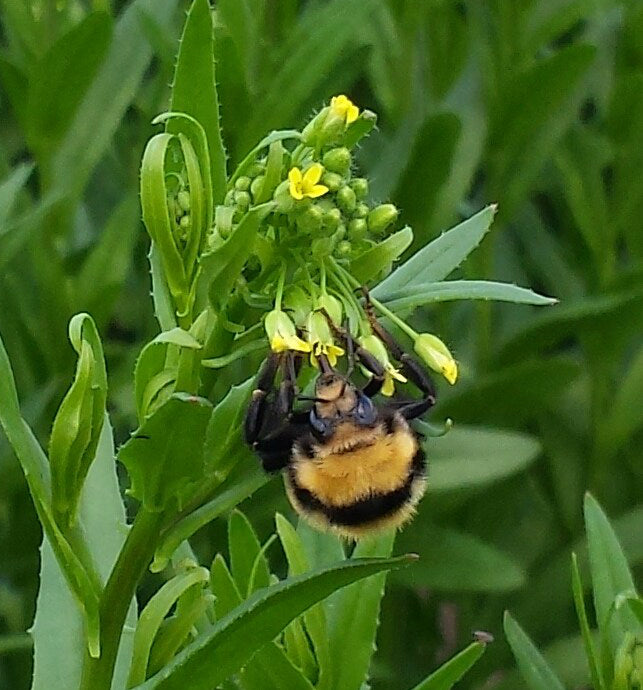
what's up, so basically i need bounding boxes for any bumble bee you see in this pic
[244,318,436,540]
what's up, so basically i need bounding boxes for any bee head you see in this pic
[310,373,377,439]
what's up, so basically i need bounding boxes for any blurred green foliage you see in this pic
[0,0,641,688]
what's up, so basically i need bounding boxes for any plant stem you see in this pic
[80,507,164,690]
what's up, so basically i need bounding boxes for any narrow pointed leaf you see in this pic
[137,556,414,689]
[410,641,487,690]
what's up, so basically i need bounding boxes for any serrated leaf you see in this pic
[328,531,396,690]
[372,205,497,296]
[168,0,226,204]
[410,641,487,690]
[381,280,557,311]
[152,328,202,349]
[504,612,566,690]
[118,393,213,512]
[350,227,413,285]
[137,556,413,689]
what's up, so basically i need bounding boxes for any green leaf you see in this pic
[138,555,414,689]
[328,531,396,690]
[152,328,202,349]
[487,43,596,217]
[571,553,605,690]
[134,339,174,423]
[118,393,213,512]
[372,205,497,296]
[127,566,210,687]
[253,139,285,204]
[349,227,413,285]
[276,514,330,689]
[200,202,274,313]
[420,425,540,492]
[49,314,107,524]
[229,510,270,597]
[203,378,254,480]
[503,612,566,690]
[210,554,314,690]
[230,130,301,185]
[50,0,180,199]
[168,0,226,204]
[410,641,487,690]
[26,12,112,162]
[397,525,525,592]
[32,417,135,690]
[584,493,641,660]
[151,465,266,573]
[381,280,557,311]
[0,162,33,227]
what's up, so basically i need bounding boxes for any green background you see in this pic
[0,0,641,688]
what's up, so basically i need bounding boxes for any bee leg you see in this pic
[364,299,436,419]
[319,309,386,395]
[245,351,303,473]
[244,351,282,445]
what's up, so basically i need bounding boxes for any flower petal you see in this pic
[304,163,324,186]
[288,167,303,184]
[306,184,329,199]
[346,103,359,123]
[382,375,395,397]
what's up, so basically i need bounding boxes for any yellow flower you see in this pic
[306,311,344,367]
[359,334,407,397]
[330,94,359,125]
[288,164,329,200]
[265,309,311,354]
[414,333,458,385]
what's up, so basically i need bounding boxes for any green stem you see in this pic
[331,259,418,340]
[275,266,286,310]
[80,508,164,690]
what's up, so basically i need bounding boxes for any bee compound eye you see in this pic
[309,407,332,439]
[354,393,376,425]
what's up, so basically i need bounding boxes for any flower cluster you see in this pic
[213,95,458,393]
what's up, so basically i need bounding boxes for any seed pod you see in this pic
[368,203,398,235]
[234,176,251,191]
[348,218,368,240]
[336,185,356,214]
[323,147,351,175]
[322,171,343,192]
[350,177,369,199]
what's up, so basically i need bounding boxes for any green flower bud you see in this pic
[297,204,323,233]
[350,177,369,199]
[250,175,265,201]
[323,147,351,175]
[234,190,251,211]
[177,189,191,212]
[235,176,251,191]
[322,171,343,192]
[179,214,191,230]
[273,179,294,213]
[336,185,356,214]
[336,240,352,257]
[348,218,367,240]
[332,224,346,242]
[414,333,457,384]
[247,162,265,177]
[312,236,333,259]
[354,202,369,219]
[368,203,398,235]
[323,207,342,230]
[224,189,235,206]
[316,293,343,325]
